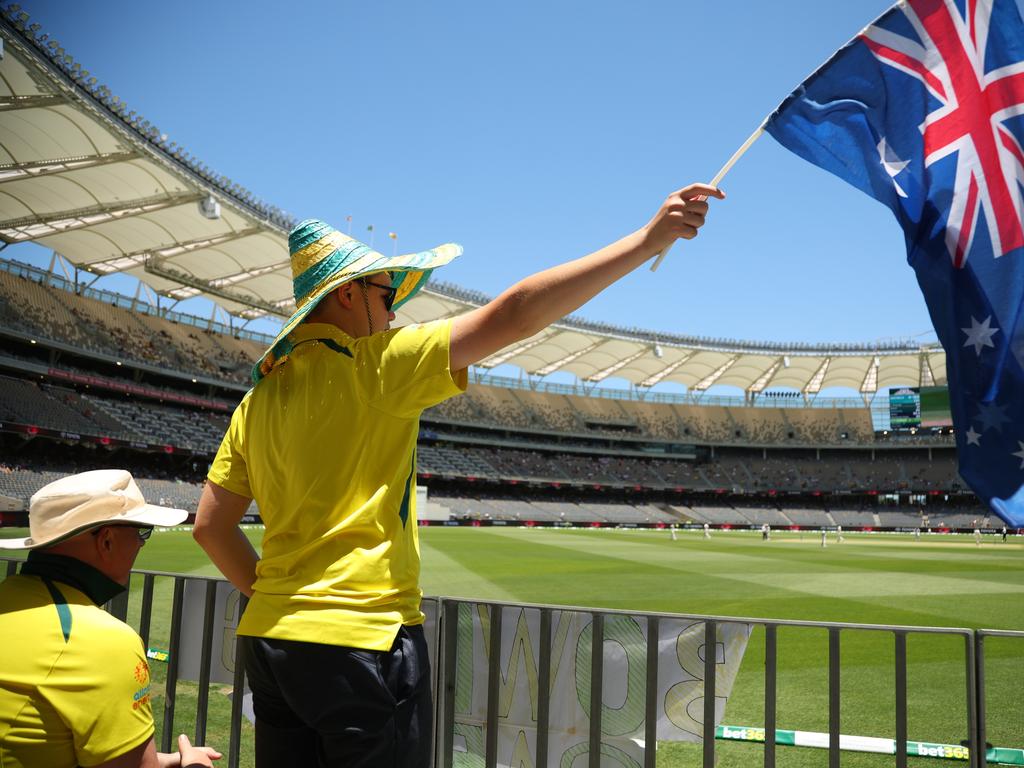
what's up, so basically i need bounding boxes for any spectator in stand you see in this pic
[0,469,220,768]
[194,183,723,766]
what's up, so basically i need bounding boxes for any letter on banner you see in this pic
[450,604,751,767]
[176,580,243,685]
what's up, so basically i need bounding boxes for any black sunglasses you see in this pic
[361,279,397,312]
[92,524,154,543]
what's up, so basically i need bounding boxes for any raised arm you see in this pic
[193,481,259,597]
[449,184,723,371]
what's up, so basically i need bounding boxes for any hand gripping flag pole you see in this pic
[649,124,765,272]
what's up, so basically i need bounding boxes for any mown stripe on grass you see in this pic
[420,539,520,602]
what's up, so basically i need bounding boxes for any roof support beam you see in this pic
[0,151,138,183]
[860,356,880,394]
[919,351,935,387]
[534,339,606,376]
[693,354,741,391]
[477,335,550,368]
[804,357,831,394]
[208,259,288,288]
[585,348,647,382]
[640,351,696,388]
[0,94,63,110]
[145,259,290,317]
[0,191,203,242]
[84,227,266,275]
[748,356,785,393]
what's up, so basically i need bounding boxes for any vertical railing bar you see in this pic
[438,600,460,768]
[138,573,155,650]
[644,616,660,768]
[965,633,980,768]
[107,586,129,622]
[895,631,908,768]
[703,620,717,768]
[828,628,840,768]
[764,624,777,768]
[426,598,441,768]
[976,632,987,768]
[5,560,17,576]
[536,609,552,768]
[227,594,248,768]
[161,577,185,753]
[484,604,503,768]
[589,613,604,768]
[194,580,218,743]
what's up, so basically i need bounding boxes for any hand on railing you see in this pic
[158,734,223,767]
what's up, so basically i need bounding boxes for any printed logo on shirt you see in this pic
[132,660,152,710]
[132,684,151,711]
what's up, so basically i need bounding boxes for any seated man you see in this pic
[0,469,221,768]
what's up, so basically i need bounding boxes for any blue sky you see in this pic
[12,0,961,347]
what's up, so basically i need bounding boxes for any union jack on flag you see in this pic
[764,0,1024,526]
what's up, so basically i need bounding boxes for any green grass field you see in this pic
[3,526,1022,767]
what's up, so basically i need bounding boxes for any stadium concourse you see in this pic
[0,5,1000,534]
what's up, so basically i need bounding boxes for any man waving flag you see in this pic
[764,0,1024,527]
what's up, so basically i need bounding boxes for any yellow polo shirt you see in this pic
[208,319,466,651]
[0,572,153,767]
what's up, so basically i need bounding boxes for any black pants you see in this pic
[241,625,433,768]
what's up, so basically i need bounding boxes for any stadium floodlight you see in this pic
[198,195,221,220]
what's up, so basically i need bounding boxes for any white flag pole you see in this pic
[650,123,766,272]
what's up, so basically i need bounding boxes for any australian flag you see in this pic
[764,0,1024,527]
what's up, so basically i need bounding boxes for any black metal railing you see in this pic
[0,560,1015,768]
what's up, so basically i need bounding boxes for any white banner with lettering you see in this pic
[448,603,750,768]
[174,586,749,768]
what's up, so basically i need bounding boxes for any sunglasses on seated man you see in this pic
[92,524,154,543]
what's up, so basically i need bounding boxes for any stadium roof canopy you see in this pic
[0,8,946,396]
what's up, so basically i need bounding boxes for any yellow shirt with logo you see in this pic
[208,319,466,651]
[0,574,153,768]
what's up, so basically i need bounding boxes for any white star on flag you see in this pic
[877,137,909,198]
[1014,442,1024,470]
[965,426,981,446]
[977,401,1011,433]
[961,316,999,356]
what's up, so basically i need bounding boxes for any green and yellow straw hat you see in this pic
[253,219,462,383]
